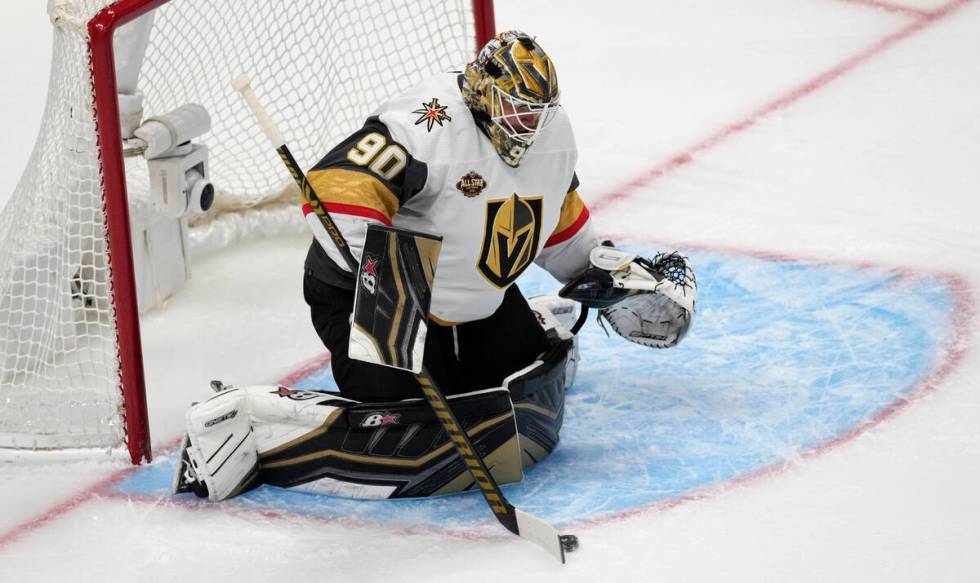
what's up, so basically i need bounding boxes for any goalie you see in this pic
[174,31,696,502]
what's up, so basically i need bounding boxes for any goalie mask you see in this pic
[463,30,561,167]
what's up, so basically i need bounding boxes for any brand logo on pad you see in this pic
[412,97,452,132]
[360,255,380,295]
[204,409,237,428]
[360,412,401,428]
[456,171,486,198]
[272,386,322,401]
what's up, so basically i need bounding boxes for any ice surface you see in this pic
[114,252,961,528]
[2,1,979,581]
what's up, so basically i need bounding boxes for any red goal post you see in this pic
[0,0,495,465]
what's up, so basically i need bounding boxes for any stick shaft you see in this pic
[416,371,519,531]
[276,144,358,272]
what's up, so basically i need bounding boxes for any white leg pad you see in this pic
[184,389,258,501]
[239,385,348,455]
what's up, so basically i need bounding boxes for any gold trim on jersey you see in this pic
[306,167,400,221]
[552,190,586,235]
[414,235,441,291]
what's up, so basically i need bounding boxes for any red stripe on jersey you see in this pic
[544,206,590,247]
[302,202,392,226]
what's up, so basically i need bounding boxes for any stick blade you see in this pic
[514,508,572,564]
[349,225,442,373]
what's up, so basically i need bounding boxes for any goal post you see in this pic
[0,0,495,464]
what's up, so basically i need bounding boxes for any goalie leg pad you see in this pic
[506,337,574,468]
[180,389,260,501]
[256,386,523,499]
[174,334,574,502]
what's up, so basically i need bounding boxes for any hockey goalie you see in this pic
[173,31,697,502]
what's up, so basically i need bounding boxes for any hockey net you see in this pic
[0,0,488,462]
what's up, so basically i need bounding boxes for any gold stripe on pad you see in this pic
[513,401,563,420]
[386,233,407,367]
[261,411,514,469]
[258,409,345,460]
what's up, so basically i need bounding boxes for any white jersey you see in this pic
[304,73,596,323]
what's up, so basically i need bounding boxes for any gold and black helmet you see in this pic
[463,30,561,167]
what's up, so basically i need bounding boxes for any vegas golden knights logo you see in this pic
[477,194,543,288]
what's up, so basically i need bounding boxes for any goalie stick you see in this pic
[232,76,578,563]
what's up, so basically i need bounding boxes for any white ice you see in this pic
[1,0,979,581]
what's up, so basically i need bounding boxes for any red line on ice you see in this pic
[0,466,138,550]
[277,351,333,386]
[835,0,935,18]
[589,0,971,215]
[0,354,329,552]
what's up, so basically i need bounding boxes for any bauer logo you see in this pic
[360,255,380,295]
[271,386,322,401]
[531,309,548,328]
[456,171,486,198]
[360,412,401,428]
[204,409,237,428]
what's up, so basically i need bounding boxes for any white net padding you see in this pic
[0,0,476,454]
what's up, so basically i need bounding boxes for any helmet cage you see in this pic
[489,84,560,147]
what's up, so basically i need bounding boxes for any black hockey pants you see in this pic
[303,271,550,402]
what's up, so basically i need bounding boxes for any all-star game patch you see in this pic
[456,171,486,197]
[412,98,451,131]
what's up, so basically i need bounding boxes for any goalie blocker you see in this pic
[173,296,577,501]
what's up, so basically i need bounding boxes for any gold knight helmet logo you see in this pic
[477,194,543,288]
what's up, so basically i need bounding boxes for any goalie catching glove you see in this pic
[559,245,697,348]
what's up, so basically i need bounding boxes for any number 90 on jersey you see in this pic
[346,132,408,181]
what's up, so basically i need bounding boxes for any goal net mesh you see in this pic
[0,0,475,452]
